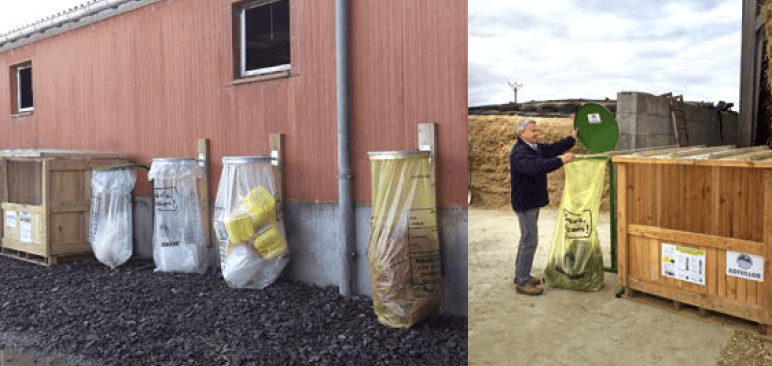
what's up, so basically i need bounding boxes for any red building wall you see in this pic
[0,0,467,207]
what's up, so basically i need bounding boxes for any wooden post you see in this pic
[763,170,772,334]
[0,159,6,239]
[198,139,211,248]
[617,162,629,288]
[418,122,438,204]
[270,134,285,221]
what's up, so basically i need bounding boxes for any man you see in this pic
[510,119,577,296]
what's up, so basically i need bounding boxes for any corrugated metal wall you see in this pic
[0,0,467,207]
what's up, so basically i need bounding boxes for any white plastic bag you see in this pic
[213,157,289,288]
[148,159,208,274]
[89,169,136,269]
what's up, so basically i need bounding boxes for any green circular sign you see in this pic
[574,103,619,153]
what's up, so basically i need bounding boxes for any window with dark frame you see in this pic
[12,63,33,114]
[239,0,291,77]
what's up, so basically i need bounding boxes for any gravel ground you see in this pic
[717,331,772,366]
[0,256,467,366]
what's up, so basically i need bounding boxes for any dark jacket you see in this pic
[510,136,575,212]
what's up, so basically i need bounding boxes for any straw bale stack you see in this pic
[468,115,609,211]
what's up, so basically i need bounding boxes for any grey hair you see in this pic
[516,119,537,138]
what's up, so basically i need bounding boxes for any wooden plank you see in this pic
[738,277,748,305]
[631,146,706,157]
[764,170,772,308]
[718,249,727,299]
[0,159,4,239]
[197,138,211,248]
[650,238,659,282]
[629,236,640,279]
[707,248,717,297]
[627,225,764,254]
[650,145,735,158]
[694,146,768,160]
[728,270,738,301]
[617,163,629,288]
[757,171,766,243]
[270,133,285,221]
[721,150,772,161]
[43,160,50,257]
[628,278,772,324]
[749,275,758,305]
[611,156,772,169]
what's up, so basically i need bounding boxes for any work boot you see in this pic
[513,276,542,286]
[516,283,544,296]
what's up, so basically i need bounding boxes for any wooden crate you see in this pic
[0,150,130,265]
[612,146,772,334]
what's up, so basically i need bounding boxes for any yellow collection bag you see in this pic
[367,152,442,329]
[544,159,606,292]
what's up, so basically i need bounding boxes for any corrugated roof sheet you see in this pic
[0,0,161,52]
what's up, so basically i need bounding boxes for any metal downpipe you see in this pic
[336,0,355,296]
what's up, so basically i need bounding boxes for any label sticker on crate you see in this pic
[661,243,705,285]
[5,211,16,228]
[726,251,764,282]
[19,211,32,243]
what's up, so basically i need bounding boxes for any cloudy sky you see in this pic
[0,1,90,35]
[469,0,742,109]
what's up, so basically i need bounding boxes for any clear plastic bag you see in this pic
[89,169,136,269]
[544,159,606,291]
[213,157,289,289]
[148,159,208,274]
[368,152,443,328]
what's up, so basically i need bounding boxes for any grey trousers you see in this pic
[515,207,540,285]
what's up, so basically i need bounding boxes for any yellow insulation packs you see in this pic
[222,186,287,259]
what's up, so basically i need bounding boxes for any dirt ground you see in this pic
[469,207,772,366]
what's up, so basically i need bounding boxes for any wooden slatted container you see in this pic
[0,150,130,265]
[613,146,772,333]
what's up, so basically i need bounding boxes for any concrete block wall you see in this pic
[131,198,468,317]
[616,91,739,150]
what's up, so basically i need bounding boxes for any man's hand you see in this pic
[571,129,578,139]
[561,152,575,164]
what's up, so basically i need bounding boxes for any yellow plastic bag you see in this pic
[545,159,606,291]
[367,152,442,329]
[225,214,256,247]
[253,223,287,260]
[241,186,275,226]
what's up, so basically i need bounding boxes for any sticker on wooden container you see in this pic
[5,211,16,228]
[661,243,705,285]
[19,211,32,243]
[726,251,764,282]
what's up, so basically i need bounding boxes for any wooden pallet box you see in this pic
[0,150,130,265]
[612,146,772,333]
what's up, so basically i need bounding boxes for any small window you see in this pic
[12,63,33,114]
[238,0,291,78]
